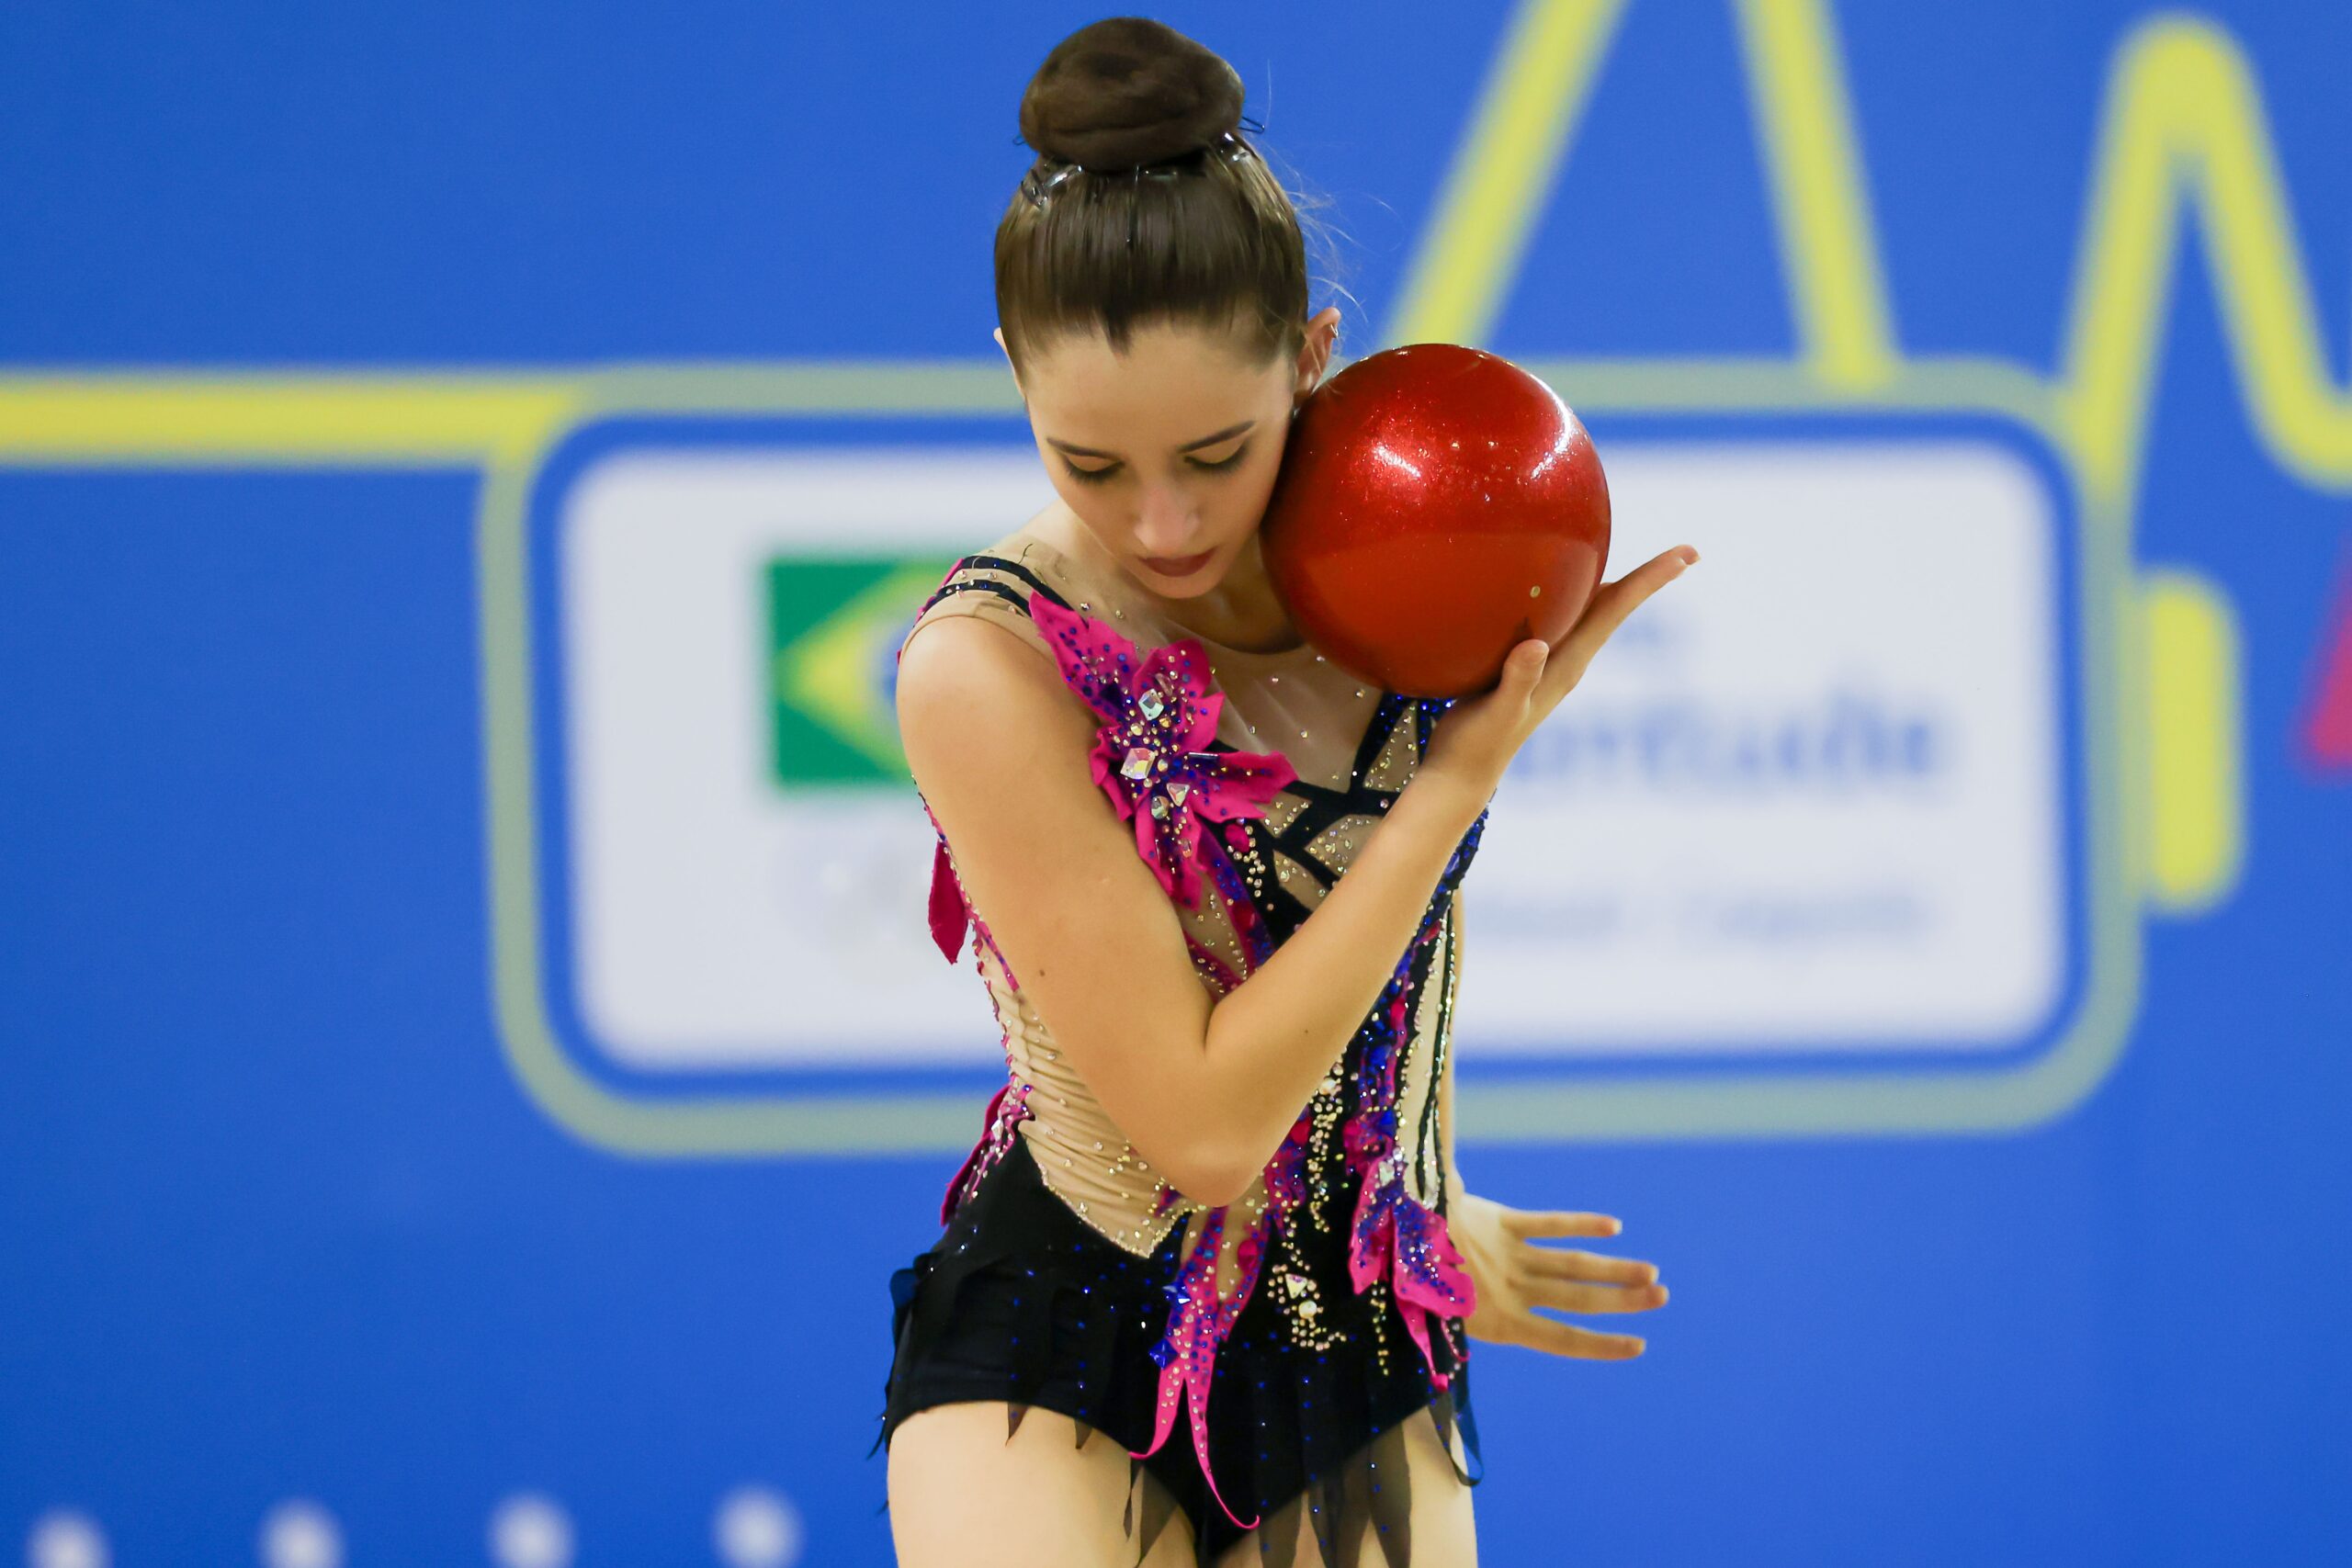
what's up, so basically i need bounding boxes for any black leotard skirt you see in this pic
[874,1130,1483,1566]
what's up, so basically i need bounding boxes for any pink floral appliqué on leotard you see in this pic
[1024,590,1297,908]
[1342,923,1479,1393]
[1023,590,1306,1528]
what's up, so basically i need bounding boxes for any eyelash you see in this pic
[1062,446,1250,485]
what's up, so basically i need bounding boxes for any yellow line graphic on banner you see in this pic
[1385,0,1630,348]
[1727,0,1898,389]
[0,0,2331,1148]
[0,374,572,464]
[2139,570,2245,910]
[2060,17,2352,507]
[1,5,2341,524]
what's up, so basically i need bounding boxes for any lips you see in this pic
[1142,548,1215,574]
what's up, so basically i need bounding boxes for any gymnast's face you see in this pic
[1001,308,1340,598]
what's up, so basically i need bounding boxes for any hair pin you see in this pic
[1020,129,1260,209]
[1021,162,1084,209]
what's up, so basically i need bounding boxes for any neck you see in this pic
[1054,507,1304,653]
[1141,530,1303,653]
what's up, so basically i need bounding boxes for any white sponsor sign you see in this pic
[1462,442,2064,1054]
[562,449,1052,1070]
[557,439,2065,1072]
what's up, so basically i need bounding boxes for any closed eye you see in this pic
[1058,443,1245,483]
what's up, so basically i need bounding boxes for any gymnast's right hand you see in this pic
[1417,543,1699,801]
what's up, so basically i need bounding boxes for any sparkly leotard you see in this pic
[874,525,1489,1565]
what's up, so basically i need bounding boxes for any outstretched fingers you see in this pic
[1505,1208,1624,1240]
[1521,1314,1647,1359]
[1523,1246,1660,1290]
[1526,1263,1668,1315]
[1555,545,1700,667]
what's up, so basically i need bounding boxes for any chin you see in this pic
[1133,544,1227,590]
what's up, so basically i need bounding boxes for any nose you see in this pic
[1134,479,1202,557]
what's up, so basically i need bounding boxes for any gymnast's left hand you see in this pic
[1448,1188,1666,1359]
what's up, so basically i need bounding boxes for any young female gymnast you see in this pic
[876,18,1694,1566]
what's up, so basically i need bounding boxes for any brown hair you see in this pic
[995,18,1311,372]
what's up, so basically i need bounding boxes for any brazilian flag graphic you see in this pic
[766,553,959,787]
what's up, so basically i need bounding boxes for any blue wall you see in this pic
[3,3,2347,1562]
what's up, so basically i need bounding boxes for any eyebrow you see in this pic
[1046,419,1258,460]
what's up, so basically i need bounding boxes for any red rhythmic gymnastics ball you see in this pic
[1261,343,1611,698]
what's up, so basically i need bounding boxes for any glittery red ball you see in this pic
[1261,344,1612,698]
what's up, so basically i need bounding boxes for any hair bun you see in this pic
[1019,17,1245,171]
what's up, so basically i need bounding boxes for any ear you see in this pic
[992,326,1023,396]
[1293,306,1342,406]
